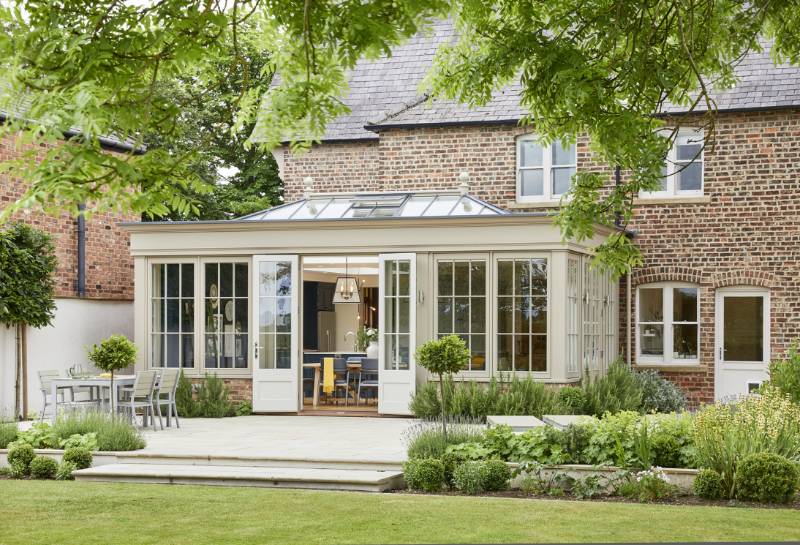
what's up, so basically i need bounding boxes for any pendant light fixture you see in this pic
[332,256,361,304]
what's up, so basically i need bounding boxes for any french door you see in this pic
[715,288,770,400]
[378,253,416,414]
[252,255,299,412]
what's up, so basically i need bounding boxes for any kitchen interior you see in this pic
[302,256,379,413]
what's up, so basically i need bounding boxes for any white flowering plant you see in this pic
[355,326,378,352]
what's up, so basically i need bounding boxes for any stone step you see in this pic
[74,463,405,492]
[114,452,403,472]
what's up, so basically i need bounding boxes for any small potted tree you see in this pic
[87,335,138,414]
[415,335,469,439]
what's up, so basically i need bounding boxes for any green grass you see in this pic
[0,481,798,544]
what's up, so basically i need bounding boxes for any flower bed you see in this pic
[403,388,800,506]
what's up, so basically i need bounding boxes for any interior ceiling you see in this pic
[302,256,379,277]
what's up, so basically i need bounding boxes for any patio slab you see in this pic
[486,415,546,432]
[137,415,414,464]
[542,414,597,429]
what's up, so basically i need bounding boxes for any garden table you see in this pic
[50,375,136,423]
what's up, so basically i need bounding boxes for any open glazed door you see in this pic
[252,255,299,412]
[378,253,416,414]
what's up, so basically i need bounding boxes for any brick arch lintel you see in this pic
[711,268,775,289]
[631,266,704,287]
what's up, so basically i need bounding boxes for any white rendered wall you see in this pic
[0,298,134,417]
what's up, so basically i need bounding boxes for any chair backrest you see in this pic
[158,369,180,396]
[361,358,379,372]
[333,357,347,372]
[133,371,158,399]
[39,370,61,391]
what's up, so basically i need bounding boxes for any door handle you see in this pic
[254,342,260,360]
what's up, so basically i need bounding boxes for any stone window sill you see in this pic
[633,363,707,373]
[634,196,711,205]
[509,201,562,210]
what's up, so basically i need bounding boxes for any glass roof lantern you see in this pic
[238,191,507,222]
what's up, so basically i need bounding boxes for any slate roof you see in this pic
[315,22,800,140]
[313,19,455,141]
[0,94,138,152]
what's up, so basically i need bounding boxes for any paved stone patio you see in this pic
[138,415,415,463]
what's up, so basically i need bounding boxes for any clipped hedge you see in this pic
[29,456,58,480]
[403,458,445,493]
[735,452,799,504]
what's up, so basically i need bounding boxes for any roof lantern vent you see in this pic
[458,172,472,212]
[302,177,314,200]
[458,171,470,196]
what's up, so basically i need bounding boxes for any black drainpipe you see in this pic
[614,165,622,228]
[76,204,86,297]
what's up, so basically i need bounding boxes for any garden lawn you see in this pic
[0,481,798,545]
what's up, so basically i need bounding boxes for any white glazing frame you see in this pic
[641,127,705,198]
[147,258,199,370]
[636,282,700,365]
[433,254,491,376]
[714,287,771,399]
[516,134,577,203]
[566,256,580,375]
[494,253,550,376]
[199,257,252,373]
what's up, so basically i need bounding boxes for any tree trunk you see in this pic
[438,373,447,440]
[110,369,115,416]
[21,324,28,419]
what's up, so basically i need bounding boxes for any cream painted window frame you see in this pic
[199,256,253,376]
[493,252,552,378]
[433,254,492,378]
[516,134,577,204]
[636,282,700,366]
[146,257,201,375]
[640,128,705,199]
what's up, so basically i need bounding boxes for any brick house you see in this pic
[125,21,800,412]
[0,124,137,416]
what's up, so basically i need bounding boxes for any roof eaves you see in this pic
[0,111,142,154]
[365,117,522,132]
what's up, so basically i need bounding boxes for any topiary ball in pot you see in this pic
[482,459,512,492]
[403,458,445,493]
[63,446,93,470]
[7,443,35,474]
[29,456,58,480]
[693,468,725,500]
[735,452,799,503]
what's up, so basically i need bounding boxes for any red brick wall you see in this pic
[190,377,252,404]
[621,110,800,405]
[377,126,523,206]
[0,134,136,300]
[278,110,800,404]
[280,141,380,201]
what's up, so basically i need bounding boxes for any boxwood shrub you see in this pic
[693,468,725,500]
[735,452,799,503]
[63,446,93,470]
[7,443,35,474]
[403,458,445,493]
[29,456,58,480]
[482,460,512,492]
